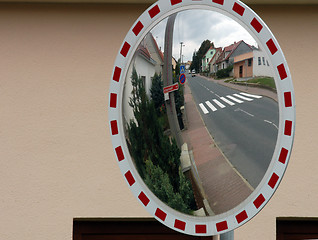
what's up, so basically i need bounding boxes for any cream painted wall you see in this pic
[0,3,317,240]
[0,4,149,240]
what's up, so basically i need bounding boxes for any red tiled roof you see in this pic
[215,50,225,64]
[137,45,152,61]
[224,41,241,52]
[215,40,252,64]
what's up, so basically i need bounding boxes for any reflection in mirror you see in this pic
[122,9,278,216]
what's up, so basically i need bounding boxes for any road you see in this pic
[187,74,279,189]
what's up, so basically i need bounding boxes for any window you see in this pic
[258,57,261,65]
[73,218,214,240]
[277,218,318,240]
[248,59,252,67]
[207,58,209,63]
[262,57,265,65]
[267,60,270,66]
[141,76,146,88]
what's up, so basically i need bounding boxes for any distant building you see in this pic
[202,43,217,72]
[252,48,274,77]
[208,47,222,74]
[185,60,192,70]
[233,47,274,79]
[214,40,253,76]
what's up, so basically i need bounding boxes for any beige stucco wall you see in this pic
[0,3,317,239]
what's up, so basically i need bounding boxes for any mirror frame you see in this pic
[108,0,295,236]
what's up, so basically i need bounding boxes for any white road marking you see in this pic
[199,103,209,114]
[235,108,254,117]
[234,93,253,101]
[264,120,279,130]
[205,101,217,112]
[240,92,263,99]
[272,123,279,129]
[213,99,226,108]
[220,97,235,106]
[227,95,244,103]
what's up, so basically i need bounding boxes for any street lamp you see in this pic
[180,42,185,64]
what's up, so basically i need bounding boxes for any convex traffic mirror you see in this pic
[109,0,295,236]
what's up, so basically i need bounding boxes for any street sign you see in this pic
[180,65,185,74]
[179,73,186,85]
[163,82,179,94]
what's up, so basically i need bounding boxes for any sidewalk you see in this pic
[181,82,253,215]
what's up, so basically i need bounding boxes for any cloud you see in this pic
[150,9,257,62]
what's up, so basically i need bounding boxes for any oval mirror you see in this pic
[109,0,295,236]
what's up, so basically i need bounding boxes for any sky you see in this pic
[150,9,258,63]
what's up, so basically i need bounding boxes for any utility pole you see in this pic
[162,13,183,148]
[180,41,184,64]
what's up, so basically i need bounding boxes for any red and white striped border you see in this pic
[108,0,295,236]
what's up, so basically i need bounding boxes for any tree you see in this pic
[191,40,213,73]
[150,73,164,115]
[127,67,196,214]
[127,67,181,183]
[190,50,199,72]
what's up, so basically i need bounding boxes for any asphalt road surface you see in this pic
[187,74,279,189]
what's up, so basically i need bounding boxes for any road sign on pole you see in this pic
[163,82,179,94]
[180,65,185,74]
[179,73,186,85]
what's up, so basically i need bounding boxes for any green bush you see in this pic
[216,65,233,79]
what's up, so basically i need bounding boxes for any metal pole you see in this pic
[163,13,183,147]
[220,230,234,240]
[180,42,184,64]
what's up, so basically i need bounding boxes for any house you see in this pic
[233,51,254,78]
[208,47,222,74]
[122,41,158,124]
[185,60,192,70]
[172,56,177,71]
[233,48,274,79]
[202,43,216,72]
[143,33,164,75]
[214,40,253,75]
[252,48,274,77]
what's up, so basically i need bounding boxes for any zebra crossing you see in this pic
[198,92,262,114]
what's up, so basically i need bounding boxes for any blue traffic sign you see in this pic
[179,73,186,85]
[180,65,185,74]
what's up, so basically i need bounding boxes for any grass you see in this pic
[224,78,235,83]
[228,77,276,90]
[247,77,276,89]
